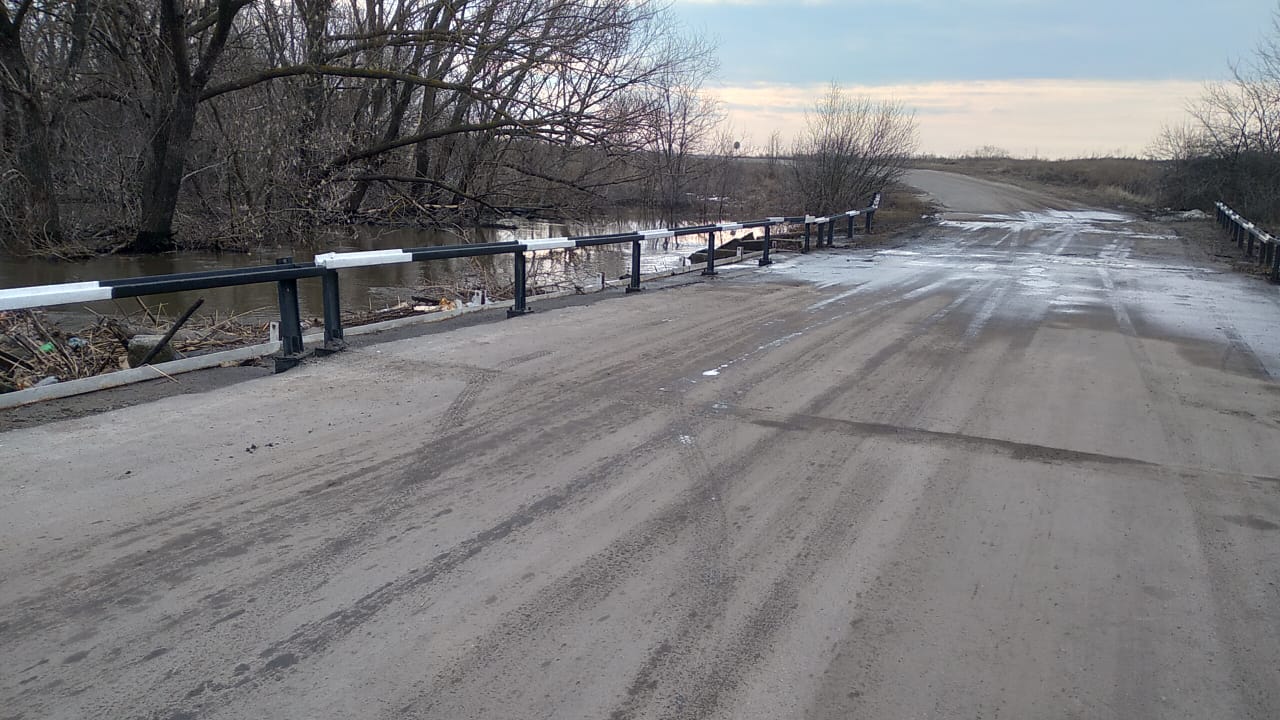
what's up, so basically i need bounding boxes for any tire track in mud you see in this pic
[2,369,667,716]
[142,420,690,720]
[439,368,498,428]
[410,274,1024,719]
[802,280,1050,720]
[123,288,875,715]
[403,425,781,718]
[0,261,1072,718]
[612,276,1033,719]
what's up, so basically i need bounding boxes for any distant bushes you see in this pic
[1149,4,1280,224]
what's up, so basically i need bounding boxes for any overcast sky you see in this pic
[669,0,1276,158]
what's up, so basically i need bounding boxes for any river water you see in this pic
[1,217,729,323]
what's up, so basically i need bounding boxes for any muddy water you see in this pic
[1,217,715,324]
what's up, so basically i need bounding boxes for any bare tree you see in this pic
[1153,3,1280,219]
[129,0,255,251]
[764,130,783,177]
[0,0,719,255]
[791,82,918,215]
[0,0,94,251]
[632,33,720,224]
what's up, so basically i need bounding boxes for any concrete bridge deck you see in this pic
[3,171,1279,719]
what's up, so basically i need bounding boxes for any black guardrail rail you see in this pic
[1215,202,1280,283]
[1,194,882,371]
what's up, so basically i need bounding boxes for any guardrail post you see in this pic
[1247,231,1255,258]
[827,221,835,247]
[627,239,643,293]
[847,214,854,239]
[508,251,529,317]
[865,210,875,234]
[1272,242,1280,283]
[759,225,773,266]
[275,257,304,356]
[702,231,717,276]
[802,222,811,253]
[321,269,345,350]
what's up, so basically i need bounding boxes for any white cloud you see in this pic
[709,79,1203,158]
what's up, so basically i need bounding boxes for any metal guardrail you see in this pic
[0,194,881,370]
[1215,202,1280,283]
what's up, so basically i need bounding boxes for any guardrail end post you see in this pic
[626,239,643,293]
[275,257,303,353]
[507,250,530,317]
[701,231,718,276]
[318,269,346,354]
[759,225,773,266]
[866,210,875,234]
[273,257,308,372]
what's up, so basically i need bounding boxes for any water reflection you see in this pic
[1,216,720,323]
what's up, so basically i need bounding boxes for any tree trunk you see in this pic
[135,88,199,252]
[131,0,249,252]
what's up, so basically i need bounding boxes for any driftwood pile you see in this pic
[1,302,267,393]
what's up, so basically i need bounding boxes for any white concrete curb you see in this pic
[0,341,282,410]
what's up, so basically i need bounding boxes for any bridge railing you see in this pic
[0,194,881,370]
[1215,202,1280,282]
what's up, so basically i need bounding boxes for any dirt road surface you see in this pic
[4,171,1280,720]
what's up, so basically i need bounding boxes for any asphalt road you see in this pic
[4,171,1280,720]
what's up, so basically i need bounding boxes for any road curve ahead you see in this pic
[3,171,1280,720]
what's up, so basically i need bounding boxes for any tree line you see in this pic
[0,0,730,255]
[0,1,921,259]
[1154,4,1280,222]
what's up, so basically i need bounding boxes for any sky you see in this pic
[669,0,1277,158]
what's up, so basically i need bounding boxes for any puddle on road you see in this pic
[718,208,1280,380]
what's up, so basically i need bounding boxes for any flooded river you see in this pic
[1,217,723,324]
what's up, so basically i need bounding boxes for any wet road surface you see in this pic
[3,171,1279,719]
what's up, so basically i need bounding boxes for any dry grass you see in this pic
[870,184,939,236]
[915,156,1162,211]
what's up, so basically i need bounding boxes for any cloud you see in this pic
[675,0,834,4]
[709,79,1204,158]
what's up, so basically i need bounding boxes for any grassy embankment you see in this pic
[914,157,1163,213]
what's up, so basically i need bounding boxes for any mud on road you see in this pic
[3,171,1279,719]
